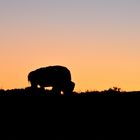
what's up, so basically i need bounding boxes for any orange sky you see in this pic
[0,0,140,91]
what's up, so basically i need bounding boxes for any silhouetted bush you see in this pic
[0,87,139,96]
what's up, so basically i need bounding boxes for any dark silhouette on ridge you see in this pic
[0,87,140,96]
[28,65,75,95]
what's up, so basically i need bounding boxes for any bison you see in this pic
[28,65,75,95]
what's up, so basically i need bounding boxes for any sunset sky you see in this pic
[0,0,140,91]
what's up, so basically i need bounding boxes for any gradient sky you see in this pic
[0,0,140,91]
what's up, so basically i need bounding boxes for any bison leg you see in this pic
[30,81,38,89]
[52,86,61,95]
[63,81,75,96]
[40,86,45,91]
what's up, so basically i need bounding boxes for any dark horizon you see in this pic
[0,86,140,96]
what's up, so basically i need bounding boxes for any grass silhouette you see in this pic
[0,87,140,96]
[0,86,139,140]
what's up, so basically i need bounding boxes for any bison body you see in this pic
[28,66,75,95]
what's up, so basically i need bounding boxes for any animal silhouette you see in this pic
[28,65,75,95]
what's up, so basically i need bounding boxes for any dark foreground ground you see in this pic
[0,87,140,96]
[0,87,140,140]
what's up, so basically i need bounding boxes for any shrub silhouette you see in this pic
[28,65,75,95]
[0,88,140,96]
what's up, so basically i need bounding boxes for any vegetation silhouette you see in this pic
[0,87,140,96]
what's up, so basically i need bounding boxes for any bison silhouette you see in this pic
[28,65,75,95]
